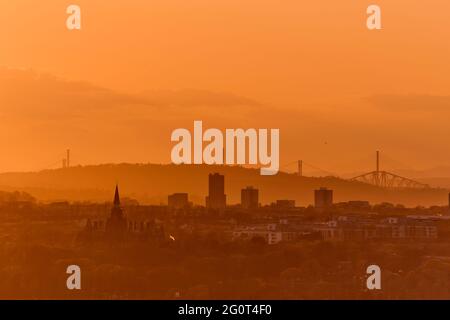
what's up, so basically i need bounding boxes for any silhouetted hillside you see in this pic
[0,164,447,207]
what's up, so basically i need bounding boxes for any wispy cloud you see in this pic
[0,68,262,122]
[366,94,450,112]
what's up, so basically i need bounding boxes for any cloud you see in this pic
[366,94,450,112]
[0,67,152,120]
[0,68,262,122]
[142,89,262,108]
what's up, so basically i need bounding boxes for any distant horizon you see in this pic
[3,161,450,183]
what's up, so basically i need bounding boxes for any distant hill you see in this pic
[0,190,36,203]
[418,177,450,189]
[0,163,447,207]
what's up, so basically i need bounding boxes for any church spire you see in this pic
[114,184,120,206]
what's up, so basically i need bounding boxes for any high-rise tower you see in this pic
[206,173,226,210]
[241,186,259,209]
[314,187,333,209]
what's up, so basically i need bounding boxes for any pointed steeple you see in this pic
[113,184,120,206]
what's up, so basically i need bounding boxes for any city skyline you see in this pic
[0,162,447,207]
[1,171,448,299]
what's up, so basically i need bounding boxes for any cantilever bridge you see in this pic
[349,151,429,189]
[281,151,429,189]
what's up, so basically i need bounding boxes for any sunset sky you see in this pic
[1,0,450,174]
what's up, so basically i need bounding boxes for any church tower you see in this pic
[106,184,127,241]
[111,184,124,219]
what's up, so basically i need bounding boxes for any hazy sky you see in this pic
[1,0,450,173]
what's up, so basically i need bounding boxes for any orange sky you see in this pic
[1,0,450,174]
